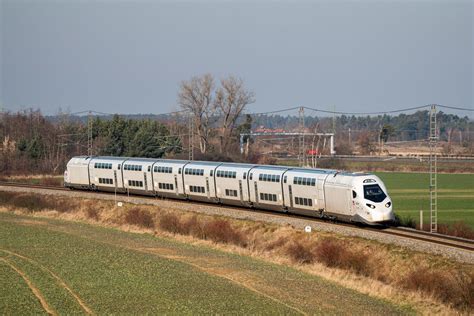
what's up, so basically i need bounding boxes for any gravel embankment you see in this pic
[1,185,473,264]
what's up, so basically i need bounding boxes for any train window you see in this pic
[352,190,357,198]
[250,173,253,180]
[225,189,238,197]
[364,184,386,203]
[243,173,246,180]
[210,170,213,177]
[284,176,287,183]
[148,166,151,172]
[118,165,121,170]
[260,193,277,202]
[179,168,182,174]
[259,174,262,181]
[311,178,316,186]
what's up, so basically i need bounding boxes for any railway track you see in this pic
[1,181,473,253]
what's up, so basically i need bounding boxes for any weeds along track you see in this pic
[1,181,473,256]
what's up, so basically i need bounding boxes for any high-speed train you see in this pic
[64,156,395,225]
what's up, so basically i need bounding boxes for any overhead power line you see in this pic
[437,104,473,112]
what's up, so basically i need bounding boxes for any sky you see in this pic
[1,0,473,116]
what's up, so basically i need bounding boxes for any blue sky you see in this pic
[1,0,472,116]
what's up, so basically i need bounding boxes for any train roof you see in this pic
[218,163,256,168]
[184,161,222,167]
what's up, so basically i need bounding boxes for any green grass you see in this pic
[0,213,412,315]
[375,172,474,228]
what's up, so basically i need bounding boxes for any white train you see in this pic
[64,156,395,225]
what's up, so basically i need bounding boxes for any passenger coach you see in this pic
[64,156,395,225]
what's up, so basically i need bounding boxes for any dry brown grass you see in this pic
[2,191,473,313]
[401,267,474,310]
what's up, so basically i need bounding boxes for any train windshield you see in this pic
[363,184,387,203]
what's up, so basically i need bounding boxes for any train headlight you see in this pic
[385,201,392,208]
[366,203,376,209]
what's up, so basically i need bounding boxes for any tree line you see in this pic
[1,73,472,174]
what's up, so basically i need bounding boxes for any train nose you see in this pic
[367,200,394,222]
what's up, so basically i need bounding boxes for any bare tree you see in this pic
[178,74,215,154]
[214,76,255,153]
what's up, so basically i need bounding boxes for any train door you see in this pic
[174,175,179,194]
[289,185,294,208]
[206,177,210,199]
[254,181,259,204]
[144,172,148,192]
[114,171,118,192]
[238,180,243,204]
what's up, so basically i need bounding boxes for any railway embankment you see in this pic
[0,184,472,263]
[1,185,473,313]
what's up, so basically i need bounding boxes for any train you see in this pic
[64,156,395,225]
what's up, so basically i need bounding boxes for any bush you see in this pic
[285,241,315,264]
[314,238,370,276]
[402,267,474,309]
[159,213,182,233]
[85,206,99,221]
[124,208,155,229]
[314,238,344,267]
[394,214,416,228]
[10,194,50,212]
[202,219,247,247]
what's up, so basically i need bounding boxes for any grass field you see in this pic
[375,172,474,228]
[0,212,411,315]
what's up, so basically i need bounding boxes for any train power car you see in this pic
[64,156,395,225]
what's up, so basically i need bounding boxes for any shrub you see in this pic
[314,238,371,276]
[159,213,182,234]
[202,219,247,247]
[394,214,416,228]
[285,241,315,264]
[85,207,100,221]
[182,215,201,237]
[314,238,344,267]
[124,208,154,229]
[402,267,474,309]
[10,194,50,212]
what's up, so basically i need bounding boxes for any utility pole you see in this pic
[87,110,93,156]
[188,113,194,160]
[348,128,351,146]
[429,104,438,233]
[298,107,305,167]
